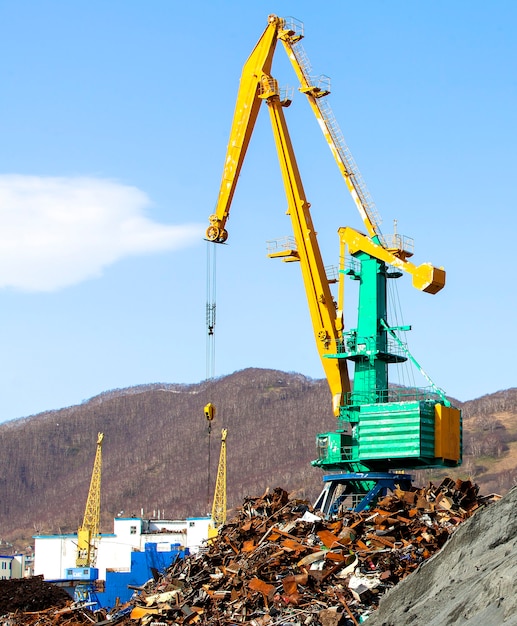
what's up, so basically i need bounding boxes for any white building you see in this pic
[34,515,211,581]
[0,554,31,580]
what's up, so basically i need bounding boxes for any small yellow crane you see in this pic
[204,403,227,537]
[65,432,104,607]
[76,432,104,568]
[211,427,227,530]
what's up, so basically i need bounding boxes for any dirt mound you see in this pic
[366,484,517,625]
[0,575,71,613]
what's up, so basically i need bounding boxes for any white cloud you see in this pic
[0,175,203,291]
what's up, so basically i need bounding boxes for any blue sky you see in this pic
[0,0,515,422]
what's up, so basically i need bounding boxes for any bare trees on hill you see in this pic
[0,369,516,550]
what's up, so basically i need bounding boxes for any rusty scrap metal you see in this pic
[124,481,498,625]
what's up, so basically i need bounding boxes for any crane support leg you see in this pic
[314,472,413,515]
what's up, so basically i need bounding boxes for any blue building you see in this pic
[34,515,210,609]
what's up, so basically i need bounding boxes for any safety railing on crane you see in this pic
[341,386,447,411]
[259,76,294,105]
[267,237,339,283]
[324,333,408,361]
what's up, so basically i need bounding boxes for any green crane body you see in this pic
[313,250,461,474]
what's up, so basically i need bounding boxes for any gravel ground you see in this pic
[366,484,517,626]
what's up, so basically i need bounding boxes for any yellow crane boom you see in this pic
[206,15,351,414]
[206,14,446,416]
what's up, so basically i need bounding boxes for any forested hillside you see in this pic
[0,368,516,551]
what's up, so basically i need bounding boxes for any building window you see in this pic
[189,522,195,527]
[130,526,137,534]
[1,562,6,569]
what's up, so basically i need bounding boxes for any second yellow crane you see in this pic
[204,403,227,537]
[76,432,104,569]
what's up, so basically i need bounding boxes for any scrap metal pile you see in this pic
[0,480,497,626]
[127,479,496,626]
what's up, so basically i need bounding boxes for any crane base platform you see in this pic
[65,567,98,581]
[314,472,413,515]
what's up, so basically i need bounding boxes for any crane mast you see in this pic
[207,15,462,512]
